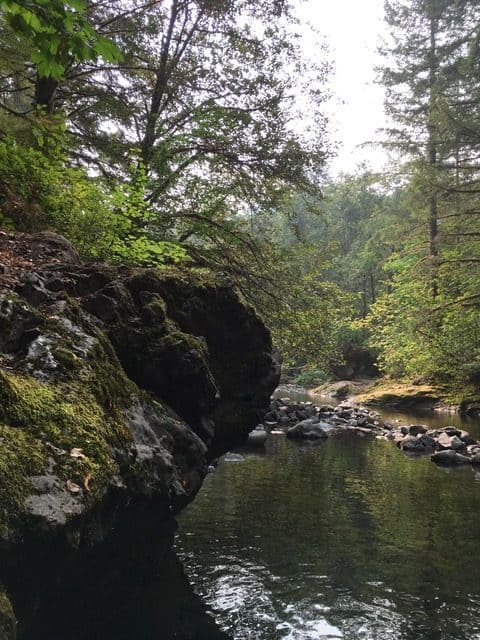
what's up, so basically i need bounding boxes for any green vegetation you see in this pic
[1,0,480,397]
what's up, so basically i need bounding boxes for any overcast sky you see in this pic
[296,0,389,175]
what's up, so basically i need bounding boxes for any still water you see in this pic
[176,397,480,640]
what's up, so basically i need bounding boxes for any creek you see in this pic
[175,389,480,640]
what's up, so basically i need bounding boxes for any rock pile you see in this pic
[262,397,480,466]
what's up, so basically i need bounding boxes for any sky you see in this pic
[296,0,390,175]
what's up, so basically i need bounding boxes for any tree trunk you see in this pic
[427,11,439,298]
[34,76,58,114]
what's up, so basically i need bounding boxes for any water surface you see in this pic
[176,403,480,640]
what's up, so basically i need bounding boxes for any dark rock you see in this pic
[431,450,471,465]
[0,232,280,632]
[400,436,426,453]
[416,434,436,449]
[408,425,428,436]
[442,426,462,437]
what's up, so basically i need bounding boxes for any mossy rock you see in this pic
[0,370,133,536]
[355,382,442,408]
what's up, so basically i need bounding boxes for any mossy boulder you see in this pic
[355,382,442,408]
[0,231,279,633]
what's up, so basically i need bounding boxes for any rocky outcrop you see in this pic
[0,231,279,638]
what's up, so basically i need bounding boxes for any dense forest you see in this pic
[1,0,480,399]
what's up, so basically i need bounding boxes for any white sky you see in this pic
[296,0,390,176]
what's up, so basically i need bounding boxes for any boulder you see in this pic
[0,232,280,632]
[287,419,329,440]
[400,436,426,453]
[431,450,471,465]
[437,433,464,450]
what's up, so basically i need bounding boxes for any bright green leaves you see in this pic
[0,0,122,79]
[110,156,188,266]
[0,141,187,266]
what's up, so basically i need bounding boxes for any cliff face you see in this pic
[0,231,280,637]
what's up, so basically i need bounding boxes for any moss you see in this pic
[0,368,132,530]
[160,331,208,359]
[0,424,45,538]
[84,327,137,407]
[50,347,79,372]
[355,381,442,407]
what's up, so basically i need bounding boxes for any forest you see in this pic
[1,0,480,400]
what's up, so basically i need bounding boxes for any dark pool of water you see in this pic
[176,399,480,640]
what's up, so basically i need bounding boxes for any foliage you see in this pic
[0,140,187,265]
[1,0,122,79]
[0,0,329,250]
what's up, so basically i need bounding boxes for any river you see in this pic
[175,389,480,640]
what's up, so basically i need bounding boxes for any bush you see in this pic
[0,140,187,266]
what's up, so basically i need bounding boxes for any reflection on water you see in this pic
[176,408,480,640]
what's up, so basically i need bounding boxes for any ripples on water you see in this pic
[176,408,480,640]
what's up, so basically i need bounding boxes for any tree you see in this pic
[0,0,122,113]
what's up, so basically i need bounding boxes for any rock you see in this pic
[460,430,477,445]
[400,436,426,453]
[431,450,471,465]
[442,426,462,437]
[408,425,428,436]
[286,419,329,440]
[0,231,280,633]
[416,434,436,449]
[0,590,16,640]
[224,453,245,462]
[247,428,267,446]
[437,433,464,450]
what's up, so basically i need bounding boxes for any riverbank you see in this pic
[301,378,480,416]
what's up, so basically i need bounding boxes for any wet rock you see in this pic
[460,430,476,445]
[416,434,436,449]
[431,450,471,465]
[247,428,267,446]
[286,419,329,440]
[400,436,426,453]
[443,426,462,437]
[437,433,464,450]
[408,425,428,436]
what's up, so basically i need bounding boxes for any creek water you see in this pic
[175,390,480,640]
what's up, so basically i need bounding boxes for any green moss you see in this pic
[0,424,45,538]
[50,347,79,372]
[0,368,133,530]
[84,327,137,407]
[355,381,442,407]
[160,331,208,358]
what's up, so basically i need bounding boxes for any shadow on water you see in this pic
[15,503,231,640]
